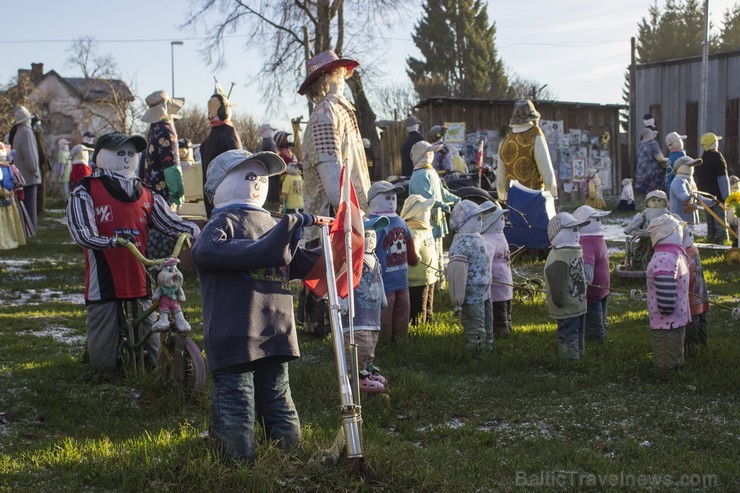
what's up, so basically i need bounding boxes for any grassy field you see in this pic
[0,201,738,492]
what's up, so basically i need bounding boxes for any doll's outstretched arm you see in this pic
[545,260,568,307]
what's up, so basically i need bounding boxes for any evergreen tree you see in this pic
[407,0,511,100]
[636,0,719,63]
[719,2,740,51]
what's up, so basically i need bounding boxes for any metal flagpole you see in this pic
[343,159,361,406]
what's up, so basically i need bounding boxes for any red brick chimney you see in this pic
[31,63,44,76]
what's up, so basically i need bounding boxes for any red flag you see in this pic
[476,139,485,170]
[303,166,365,298]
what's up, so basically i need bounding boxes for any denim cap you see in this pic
[547,212,589,243]
[204,149,286,201]
[450,199,483,232]
[367,180,405,203]
[364,215,389,231]
[573,205,610,222]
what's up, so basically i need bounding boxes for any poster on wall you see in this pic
[540,120,564,144]
[444,122,466,143]
[572,157,586,181]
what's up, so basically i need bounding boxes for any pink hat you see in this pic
[298,50,359,95]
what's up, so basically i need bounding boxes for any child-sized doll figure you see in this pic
[447,200,492,352]
[401,194,438,325]
[665,131,688,192]
[0,144,26,250]
[645,214,690,369]
[585,168,607,209]
[192,149,320,461]
[573,205,611,342]
[480,202,513,338]
[54,138,72,196]
[340,215,390,394]
[670,155,709,225]
[544,212,590,359]
[681,223,709,355]
[624,189,670,271]
[617,178,636,211]
[69,145,92,190]
[368,181,420,343]
[281,162,304,214]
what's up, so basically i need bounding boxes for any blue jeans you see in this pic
[211,359,300,461]
[705,203,728,243]
[585,296,608,342]
[557,315,585,360]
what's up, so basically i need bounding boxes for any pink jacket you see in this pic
[646,244,691,330]
[481,231,513,302]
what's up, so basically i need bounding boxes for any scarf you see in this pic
[210,119,234,128]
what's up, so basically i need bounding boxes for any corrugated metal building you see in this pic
[634,50,740,174]
[378,97,624,195]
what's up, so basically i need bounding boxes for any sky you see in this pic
[1,0,737,134]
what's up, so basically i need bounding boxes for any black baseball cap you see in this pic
[92,132,147,163]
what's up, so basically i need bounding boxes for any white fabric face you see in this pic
[551,227,580,248]
[581,217,603,235]
[364,229,377,253]
[327,67,347,95]
[95,142,139,179]
[458,214,482,234]
[656,229,683,246]
[489,216,505,233]
[675,163,695,176]
[213,160,269,209]
[369,193,397,214]
[682,225,695,248]
[406,124,420,133]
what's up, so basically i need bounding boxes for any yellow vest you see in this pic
[499,126,545,190]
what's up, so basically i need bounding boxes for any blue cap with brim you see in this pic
[204,149,286,201]
[364,215,389,231]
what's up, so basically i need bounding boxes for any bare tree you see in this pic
[0,74,36,132]
[65,36,118,79]
[371,81,418,121]
[175,107,260,150]
[182,0,412,152]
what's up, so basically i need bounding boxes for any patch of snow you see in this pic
[18,325,85,346]
[6,289,85,306]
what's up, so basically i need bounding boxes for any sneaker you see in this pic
[359,376,384,394]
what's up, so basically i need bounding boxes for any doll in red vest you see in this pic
[66,132,200,380]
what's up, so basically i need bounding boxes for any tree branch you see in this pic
[234,0,304,45]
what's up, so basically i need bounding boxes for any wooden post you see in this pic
[629,36,637,174]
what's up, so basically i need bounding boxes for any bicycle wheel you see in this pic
[117,299,138,375]
[172,334,207,397]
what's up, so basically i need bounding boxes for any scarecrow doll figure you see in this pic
[480,202,513,339]
[192,149,320,461]
[544,212,590,359]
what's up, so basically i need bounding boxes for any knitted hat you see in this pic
[509,99,540,125]
[450,200,482,232]
[547,212,589,243]
[647,213,684,246]
[298,50,359,96]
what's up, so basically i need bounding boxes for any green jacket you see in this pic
[544,246,587,319]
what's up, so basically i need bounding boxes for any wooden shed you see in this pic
[376,97,624,196]
[634,50,740,175]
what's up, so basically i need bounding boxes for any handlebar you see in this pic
[116,232,191,267]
